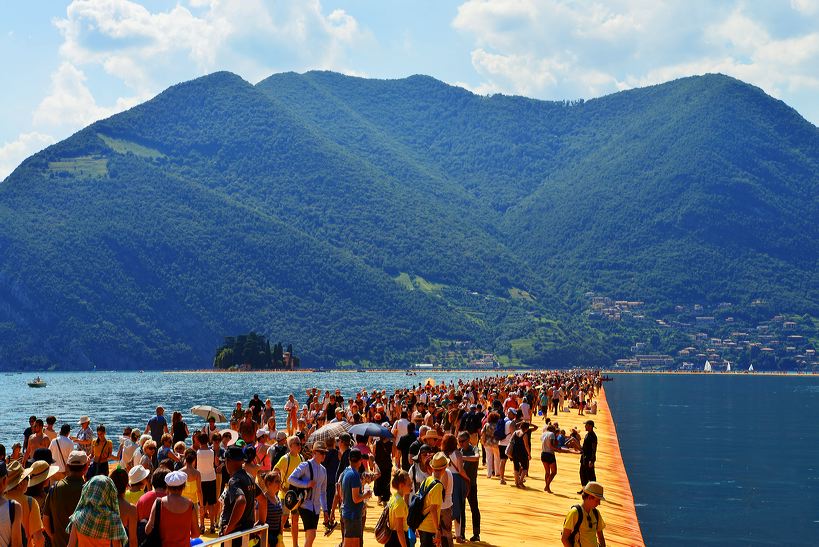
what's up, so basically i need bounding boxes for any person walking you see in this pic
[481,413,500,479]
[415,452,445,547]
[338,449,371,547]
[579,420,597,491]
[219,446,256,547]
[65,475,128,546]
[0,461,24,547]
[49,425,73,481]
[287,441,329,547]
[42,451,88,547]
[146,407,168,445]
[255,472,283,547]
[458,431,480,542]
[4,460,45,546]
[541,424,558,493]
[385,470,411,547]
[561,481,606,547]
[195,433,218,534]
[145,471,199,547]
[109,467,138,547]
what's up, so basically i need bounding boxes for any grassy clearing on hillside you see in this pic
[98,134,165,159]
[509,287,536,301]
[393,272,446,295]
[48,156,108,177]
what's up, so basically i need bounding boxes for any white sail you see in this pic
[704,360,712,372]
[749,364,754,372]
[726,361,731,372]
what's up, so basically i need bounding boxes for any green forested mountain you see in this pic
[0,71,816,370]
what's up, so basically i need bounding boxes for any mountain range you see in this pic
[1,70,816,369]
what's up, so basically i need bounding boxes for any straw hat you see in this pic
[3,461,26,492]
[430,452,449,470]
[78,416,91,425]
[26,460,61,488]
[583,481,606,501]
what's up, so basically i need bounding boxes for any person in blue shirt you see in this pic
[287,441,329,547]
[338,448,371,547]
[146,407,168,443]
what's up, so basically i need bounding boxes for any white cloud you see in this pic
[453,0,819,124]
[3,0,371,176]
[0,132,55,180]
[791,0,819,15]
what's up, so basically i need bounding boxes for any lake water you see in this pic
[605,373,819,546]
[1,370,489,447]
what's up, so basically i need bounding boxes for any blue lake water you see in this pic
[0,370,489,447]
[606,373,819,546]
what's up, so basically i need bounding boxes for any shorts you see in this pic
[513,458,529,472]
[343,516,363,539]
[541,451,556,464]
[299,508,320,531]
[202,480,217,505]
[499,446,508,460]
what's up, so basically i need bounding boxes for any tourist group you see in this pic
[0,370,609,547]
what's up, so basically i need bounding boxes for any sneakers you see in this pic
[470,535,480,542]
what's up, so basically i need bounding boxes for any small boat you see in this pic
[356,369,368,373]
[28,377,47,388]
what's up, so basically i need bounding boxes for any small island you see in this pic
[213,332,300,370]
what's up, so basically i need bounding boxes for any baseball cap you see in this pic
[67,450,88,466]
[225,446,245,461]
[165,471,188,487]
[585,420,595,427]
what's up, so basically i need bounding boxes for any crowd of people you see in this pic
[0,370,610,547]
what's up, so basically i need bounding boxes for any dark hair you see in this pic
[406,422,416,434]
[355,435,367,444]
[35,419,44,427]
[151,469,169,489]
[111,467,129,496]
[60,424,71,436]
[97,424,106,433]
[184,449,197,464]
[46,416,57,426]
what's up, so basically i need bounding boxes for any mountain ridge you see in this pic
[1,70,816,370]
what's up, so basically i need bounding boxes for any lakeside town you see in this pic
[586,293,819,372]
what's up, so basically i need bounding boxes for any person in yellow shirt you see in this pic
[272,436,303,545]
[416,452,447,547]
[386,470,412,547]
[561,481,606,547]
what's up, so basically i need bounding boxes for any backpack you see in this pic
[407,478,440,531]
[565,504,600,546]
[373,503,391,544]
[493,418,507,441]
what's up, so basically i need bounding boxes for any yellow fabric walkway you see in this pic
[202,386,644,547]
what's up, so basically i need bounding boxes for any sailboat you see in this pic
[704,360,712,372]
[725,361,731,372]
[748,364,754,372]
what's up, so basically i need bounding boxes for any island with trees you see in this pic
[213,332,299,370]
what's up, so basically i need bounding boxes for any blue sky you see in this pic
[3,0,819,178]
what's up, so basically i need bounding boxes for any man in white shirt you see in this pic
[49,424,74,479]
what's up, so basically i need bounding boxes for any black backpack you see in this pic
[566,504,600,546]
[407,478,440,531]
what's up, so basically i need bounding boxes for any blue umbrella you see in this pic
[348,422,393,439]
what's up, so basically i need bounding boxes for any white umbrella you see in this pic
[190,405,228,422]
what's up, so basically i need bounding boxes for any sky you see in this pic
[2,0,819,179]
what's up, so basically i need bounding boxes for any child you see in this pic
[256,471,284,547]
